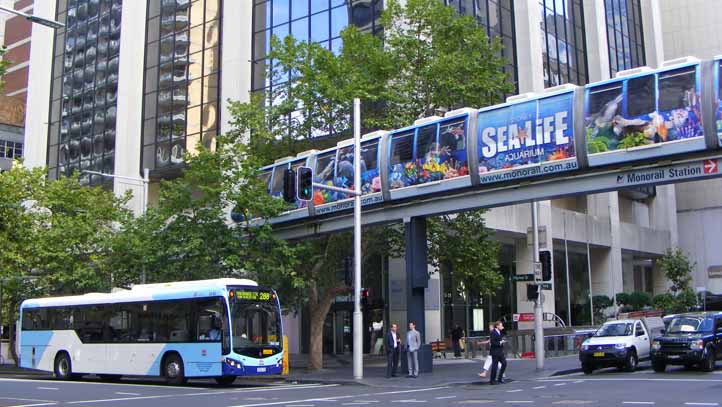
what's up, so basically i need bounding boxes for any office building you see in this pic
[21,0,716,354]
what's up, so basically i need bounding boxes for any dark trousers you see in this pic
[453,339,461,357]
[489,349,507,383]
[386,348,399,377]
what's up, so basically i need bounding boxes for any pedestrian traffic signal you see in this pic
[539,250,552,281]
[297,166,313,201]
[282,168,296,203]
[526,284,540,301]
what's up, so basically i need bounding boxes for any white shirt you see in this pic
[391,331,398,348]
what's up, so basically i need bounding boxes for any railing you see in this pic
[464,330,595,359]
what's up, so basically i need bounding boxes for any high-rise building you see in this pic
[21,0,713,353]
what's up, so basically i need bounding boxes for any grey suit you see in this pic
[406,329,421,376]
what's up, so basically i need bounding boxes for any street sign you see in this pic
[703,159,718,174]
[514,313,535,322]
[512,274,535,282]
[539,283,552,290]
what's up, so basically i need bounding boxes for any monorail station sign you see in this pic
[616,158,719,186]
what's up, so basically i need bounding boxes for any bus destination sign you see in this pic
[232,289,274,302]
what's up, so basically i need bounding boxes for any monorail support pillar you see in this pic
[405,217,428,342]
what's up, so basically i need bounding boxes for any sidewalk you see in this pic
[286,355,582,388]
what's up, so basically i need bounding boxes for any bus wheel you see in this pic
[54,352,74,380]
[214,376,236,386]
[163,353,187,385]
[99,374,122,382]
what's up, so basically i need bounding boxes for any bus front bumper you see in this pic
[222,358,283,376]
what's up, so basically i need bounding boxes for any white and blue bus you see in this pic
[18,278,283,385]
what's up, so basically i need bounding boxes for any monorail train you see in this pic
[253,56,722,223]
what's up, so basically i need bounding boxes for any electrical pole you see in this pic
[532,201,545,370]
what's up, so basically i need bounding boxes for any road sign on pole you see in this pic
[512,274,535,282]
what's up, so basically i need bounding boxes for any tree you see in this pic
[0,163,130,363]
[653,248,698,313]
[380,0,512,127]
[0,46,11,90]
[219,0,511,370]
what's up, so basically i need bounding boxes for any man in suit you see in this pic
[386,323,401,378]
[489,320,507,385]
[406,321,421,377]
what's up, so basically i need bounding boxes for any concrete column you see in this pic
[220,0,253,134]
[405,217,428,343]
[649,184,679,247]
[640,0,665,67]
[582,0,612,82]
[113,2,148,215]
[23,1,57,168]
[513,0,545,93]
[607,192,625,299]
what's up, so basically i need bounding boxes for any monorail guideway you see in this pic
[255,55,722,240]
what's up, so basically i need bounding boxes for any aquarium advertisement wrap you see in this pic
[717,64,722,147]
[477,92,577,184]
[586,73,704,156]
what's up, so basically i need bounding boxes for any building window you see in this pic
[539,0,587,87]
[141,0,221,174]
[251,0,383,139]
[0,140,24,159]
[47,0,123,186]
[604,0,645,77]
[444,0,518,93]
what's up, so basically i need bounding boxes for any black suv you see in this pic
[650,312,722,372]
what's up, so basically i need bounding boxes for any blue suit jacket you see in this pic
[386,331,399,353]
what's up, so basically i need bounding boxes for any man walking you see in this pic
[406,321,421,378]
[451,324,464,357]
[385,323,401,378]
[489,320,507,385]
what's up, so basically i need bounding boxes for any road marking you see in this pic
[3,403,57,407]
[456,401,495,405]
[0,377,203,391]
[506,389,523,393]
[63,384,338,405]
[622,402,655,405]
[436,396,457,399]
[391,400,426,403]
[532,386,546,390]
[36,387,59,390]
[0,398,57,403]
[114,392,140,396]
[227,387,450,407]
[553,383,566,386]
[685,403,719,406]
[286,405,315,407]
[572,380,584,383]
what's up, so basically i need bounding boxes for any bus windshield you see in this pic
[229,288,281,357]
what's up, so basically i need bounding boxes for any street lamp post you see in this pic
[0,6,64,29]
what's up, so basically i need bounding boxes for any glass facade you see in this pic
[444,0,517,92]
[48,0,123,186]
[554,247,592,326]
[141,0,221,174]
[604,0,645,77]
[539,0,587,88]
[251,0,383,105]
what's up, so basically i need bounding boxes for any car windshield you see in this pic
[595,322,633,337]
[668,316,713,333]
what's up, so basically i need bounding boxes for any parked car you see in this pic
[651,312,722,372]
[579,317,664,374]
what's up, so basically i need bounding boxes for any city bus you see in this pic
[18,278,283,385]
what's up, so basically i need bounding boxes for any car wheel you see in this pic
[54,352,74,380]
[652,360,666,373]
[214,376,236,386]
[163,353,187,386]
[702,349,715,373]
[582,363,594,375]
[624,350,638,373]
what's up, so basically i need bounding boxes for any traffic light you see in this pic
[526,284,539,301]
[343,256,352,286]
[282,168,296,203]
[297,166,313,201]
[539,250,552,281]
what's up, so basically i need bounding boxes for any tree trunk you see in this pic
[7,300,18,366]
[307,281,348,371]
